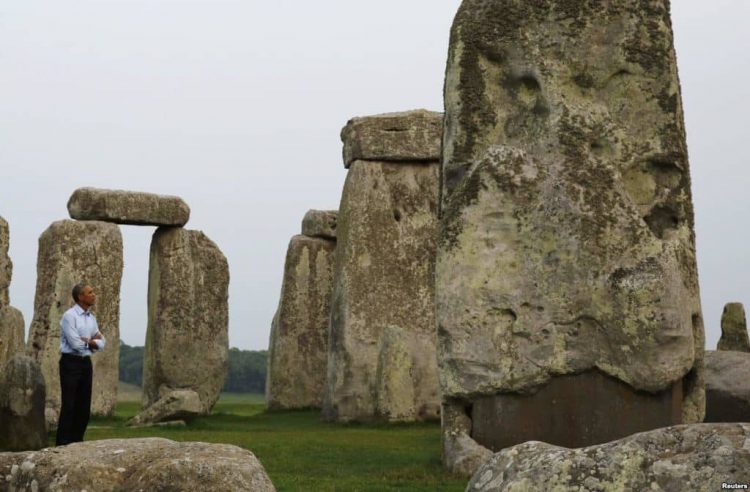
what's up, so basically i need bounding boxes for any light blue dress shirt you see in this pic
[60,304,105,356]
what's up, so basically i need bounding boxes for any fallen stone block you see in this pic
[467,423,750,491]
[127,389,202,426]
[0,438,276,491]
[705,350,750,422]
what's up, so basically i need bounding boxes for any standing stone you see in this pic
[438,0,704,471]
[718,303,750,352]
[0,216,11,307]
[0,216,26,369]
[0,354,47,451]
[323,110,442,422]
[0,306,25,368]
[67,187,190,226]
[266,212,336,410]
[139,227,229,423]
[27,220,123,426]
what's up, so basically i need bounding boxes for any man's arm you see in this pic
[61,313,87,353]
[91,330,105,350]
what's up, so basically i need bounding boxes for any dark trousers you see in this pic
[56,353,93,446]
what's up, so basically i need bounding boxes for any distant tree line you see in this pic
[119,341,267,394]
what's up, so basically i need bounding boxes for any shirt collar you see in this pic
[73,304,92,316]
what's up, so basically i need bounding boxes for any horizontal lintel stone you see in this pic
[67,187,190,226]
[301,210,337,240]
[341,109,443,168]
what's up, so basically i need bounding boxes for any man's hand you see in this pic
[80,336,98,350]
[92,332,102,340]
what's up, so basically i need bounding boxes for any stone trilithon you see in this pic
[323,110,443,423]
[437,0,704,473]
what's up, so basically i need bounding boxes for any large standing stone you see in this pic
[139,227,229,423]
[0,354,46,451]
[467,423,750,491]
[323,110,442,422]
[67,187,190,226]
[705,350,750,422]
[27,220,123,425]
[438,0,704,469]
[0,438,276,491]
[718,302,750,352]
[266,213,336,410]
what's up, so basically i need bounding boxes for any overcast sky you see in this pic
[1,1,748,351]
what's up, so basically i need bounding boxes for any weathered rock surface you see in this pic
[0,306,25,369]
[27,220,123,424]
[467,423,750,491]
[0,354,46,451]
[0,438,276,491]
[67,187,190,226]
[0,216,10,307]
[266,233,335,410]
[441,398,492,477]
[0,217,26,369]
[126,389,202,426]
[323,111,441,422]
[301,210,338,240]
[139,227,229,423]
[705,350,750,422]
[718,303,750,352]
[438,0,704,461]
[341,110,442,168]
[374,326,416,421]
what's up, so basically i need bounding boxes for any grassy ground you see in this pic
[79,389,466,491]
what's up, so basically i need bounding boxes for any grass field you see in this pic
[80,388,466,491]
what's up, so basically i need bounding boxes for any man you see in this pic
[56,283,105,446]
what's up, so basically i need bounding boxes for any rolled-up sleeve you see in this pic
[60,313,86,353]
[94,332,106,351]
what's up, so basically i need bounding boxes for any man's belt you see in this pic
[61,352,90,359]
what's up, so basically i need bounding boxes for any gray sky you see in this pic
[1,1,748,350]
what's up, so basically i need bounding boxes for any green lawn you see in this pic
[81,392,466,491]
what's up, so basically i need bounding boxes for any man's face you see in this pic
[78,285,96,308]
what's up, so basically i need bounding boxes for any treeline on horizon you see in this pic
[119,341,267,394]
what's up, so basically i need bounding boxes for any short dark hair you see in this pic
[72,283,89,302]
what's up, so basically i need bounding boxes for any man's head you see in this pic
[72,283,96,309]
